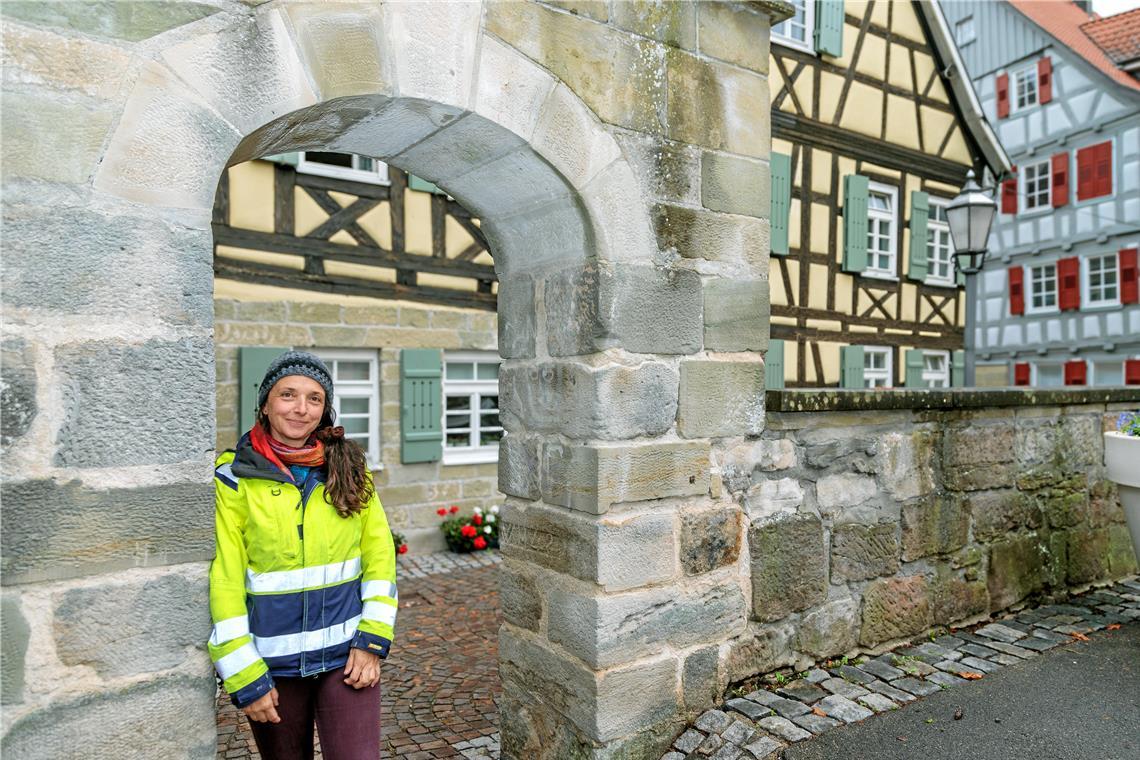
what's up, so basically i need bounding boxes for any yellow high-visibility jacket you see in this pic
[207,436,397,707]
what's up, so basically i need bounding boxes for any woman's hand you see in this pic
[344,647,381,689]
[242,688,280,723]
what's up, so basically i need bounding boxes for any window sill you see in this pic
[1082,301,1122,311]
[442,448,499,466]
[923,277,957,289]
[861,271,899,282]
[772,37,816,55]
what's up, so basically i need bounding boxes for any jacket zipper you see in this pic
[294,481,308,675]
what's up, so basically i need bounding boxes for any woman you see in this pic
[207,351,397,759]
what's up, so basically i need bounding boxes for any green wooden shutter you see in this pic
[907,191,930,282]
[261,153,300,166]
[770,153,792,256]
[952,350,966,387]
[408,174,445,195]
[400,348,443,464]
[904,349,924,387]
[815,0,845,57]
[840,345,865,389]
[765,339,785,390]
[240,346,289,435]
[842,174,869,273]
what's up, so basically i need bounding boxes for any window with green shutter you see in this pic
[840,345,865,388]
[400,349,443,464]
[842,174,869,273]
[765,339,786,389]
[814,0,844,57]
[907,191,930,282]
[904,349,925,387]
[770,153,792,256]
[240,346,290,437]
[952,350,966,387]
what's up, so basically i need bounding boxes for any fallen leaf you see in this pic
[1069,631,1090,642]
[954,708,964,720]
[960,672,984,680]
[896,736,908,742]
[812,707,827,717]
[1107,624,1121,631]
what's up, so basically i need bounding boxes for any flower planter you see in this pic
[1105,431,1140,566]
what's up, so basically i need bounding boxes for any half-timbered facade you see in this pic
[765,0,1010,388]
[939,0,1140,388]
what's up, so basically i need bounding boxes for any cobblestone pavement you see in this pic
[661,578,1140,760]
[216,550,502,760]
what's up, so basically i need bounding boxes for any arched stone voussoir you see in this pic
[383,0,483,111]
[281,2,396,103]
[580,158,660,265]
[473,34,558,143]
[531,83,622,193]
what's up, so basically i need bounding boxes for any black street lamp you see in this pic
[946,169,997,387]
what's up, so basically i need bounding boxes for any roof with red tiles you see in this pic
[1081,7,1140,66]
[1007,0,1140,92]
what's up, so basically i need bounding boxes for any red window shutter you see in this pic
[1057,256,1080,311]
[1064,359,1087,386]
[1077,141,1113,200]
[997,73,1010,118]
[1009,266,1025,315]
[1001,171,1018,214]
[1095,141,1113,197]
[1014,362,1031,386]
[1125,359,1140,385]
[1051,152,1069,208]
[1038,56,1053,104]
[1120,247,1139,304]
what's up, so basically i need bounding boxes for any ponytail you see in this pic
[315,425,375,518]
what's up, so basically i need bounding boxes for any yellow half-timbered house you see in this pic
[766,0,1010,388]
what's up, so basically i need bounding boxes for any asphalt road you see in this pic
[782,624,1140,760]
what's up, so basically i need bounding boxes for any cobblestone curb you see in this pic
[660,579,1140,760]
[397,548,502,578]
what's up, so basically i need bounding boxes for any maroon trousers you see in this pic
[248,670,381,760]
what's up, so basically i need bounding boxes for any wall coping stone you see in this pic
[766,388,1140,413]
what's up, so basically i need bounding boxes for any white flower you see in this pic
[490,505,500,514]
[487,514,496,523]
[473,506,483,514]
[484,525,493,534]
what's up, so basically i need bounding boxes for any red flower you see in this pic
[473,513,483,525]
[437,508,447,516]
[397,544,408,554]
[460,524,478,538]
[473,536,487,550]
[449,505,459,514]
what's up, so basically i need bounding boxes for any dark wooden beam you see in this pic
[301,186,376,247]
[295,171,391,201]
[772,302,963,337]
[305,197,381,242]
[431,194,447,258]
[213,170,229,226]
[770,323,963,351]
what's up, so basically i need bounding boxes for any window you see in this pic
[1093,361,1123,386]
[1013,64,1038,111]
[297,151,389,184]
[863,347,893,388]
[772,0,814,52]
[1022,160,1051,211]
[312,350,381,467]
[922,350,950,388]
[955,16,976,45]
[926,199,954,285]
[866,183,898,278]
[443,352,502,464]
[1035,363,1063,387]
[1076,140,1113,201]
[1085,253,1119,307]
[1027,263,1058,313]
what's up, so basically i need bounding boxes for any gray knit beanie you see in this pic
[257,351,334,413]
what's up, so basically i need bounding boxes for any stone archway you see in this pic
[1,3,786,758]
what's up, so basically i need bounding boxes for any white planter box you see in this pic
[1105,431,1140,566]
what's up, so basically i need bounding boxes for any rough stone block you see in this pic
[53,337,214,468]
[1,478,213,585]
[52,567,208,678]
[1108,523,1140,576]
[533,83,621,190]
[653,203,769,269]
[1,90,115,186]
[703,279,770,352]
[499,563,543,632]
[285,3,392,100]
[901,496,970,561]
[497,274,536,359]
[724,623,795,682]
[1039,475,1090,529]
[678,360,765,438]
[681,508,743,575]
[1066,527,1111,585]
[683,645,722,711]
[987,535,1045,611]
[805,436,878,469]
[498,434,539,500]
[0,675,215,759]
[744,478,804,521]
[541,441,710,514]
[500,360,678,440]
[815,473,878,515]
[877,431,935,500]
[829,523,899,582]
[860,576,933,646]
[701,152,769,218]
[943,425,1016,491]
[966,490,1040,542]
[547,582,747,668]
[1,593,28,705]
[697,0,770,72]
[931,571,989,626]
[749,513,827,621]
[610,0,696,47]
[796,598,859,659]
[581,159,659,265]
[1,338,36,449]
[618,131,700,205]
[666,49,768,157]
[0,1,222,42]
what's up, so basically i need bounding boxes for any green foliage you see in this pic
[1117,412,1140,437]
[438,505,499,553]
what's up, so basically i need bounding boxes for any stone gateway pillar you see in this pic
[0,1,790,757]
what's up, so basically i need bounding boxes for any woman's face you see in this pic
[261,375,326,447]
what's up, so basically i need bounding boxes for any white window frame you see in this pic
[1020,158,1051,213]
[1033,362,1064,388]
[863,346,893,389]
[925,197,955,287]
[771,0,815,53]
[1012,63,1039,112]
[1026,263,1059,315]
[1083,252,1120,309]
[1091,360,1124,387]
[296,151,390,185]
[864,181,899,280]
[311,349,381,469]
[921,350,951,388]
[442,351,502,465]
[955,16,976,46]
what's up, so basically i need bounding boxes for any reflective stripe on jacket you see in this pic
[207,436,397,707]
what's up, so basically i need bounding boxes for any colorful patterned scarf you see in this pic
[250,424,326,481]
